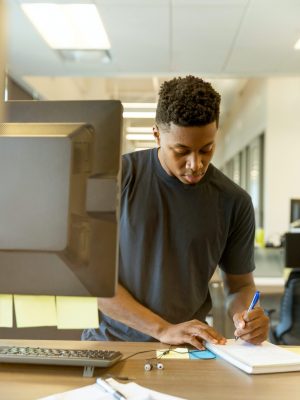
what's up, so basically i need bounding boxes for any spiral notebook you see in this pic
[206,339,300,374]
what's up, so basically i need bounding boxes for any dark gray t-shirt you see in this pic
[82,148,255,342]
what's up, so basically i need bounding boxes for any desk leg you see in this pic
[209,282,235,337]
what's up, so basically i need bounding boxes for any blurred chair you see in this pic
[269,269,300,345]
[269,233,300,345]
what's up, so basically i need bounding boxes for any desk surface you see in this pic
[0,339,299,400]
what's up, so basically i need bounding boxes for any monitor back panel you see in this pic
[0,100,122,297]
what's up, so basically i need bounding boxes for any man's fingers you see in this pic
[233,312,246,329]
[235,312,269,344]
[234,318,259,336]
[234,307,265,325]
[243,307,265,322]
[233,308,269,342]
[192,325,226,343]
[158,319,226,348]
[237,327,266,344]
[189,335,206,350]
[235,311,269,338]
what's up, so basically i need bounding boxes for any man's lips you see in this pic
[183,173,204,183]
[184,170,205,177]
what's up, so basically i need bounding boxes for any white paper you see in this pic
[38,384,109,400]
[38,378,186,400]
[206,339,300,374]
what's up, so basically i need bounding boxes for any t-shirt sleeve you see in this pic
[219,193,256,274]
[121,154,133,192]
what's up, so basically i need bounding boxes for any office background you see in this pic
[4,0,300,244]
[1,0,300,338]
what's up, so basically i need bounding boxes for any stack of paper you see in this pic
[39,378,187,400]
[206,339,300,374]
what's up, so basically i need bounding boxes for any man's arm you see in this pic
[98,283,226,349]
[221,271,269,344]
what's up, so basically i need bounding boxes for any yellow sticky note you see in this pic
[14,295,57,328]
[284,268,292,281]
[156,347,189,359]
[286,347,300,355]
[0,294,13,327]
[56,296,99,329]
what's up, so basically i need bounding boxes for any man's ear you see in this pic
[153,125,160,146]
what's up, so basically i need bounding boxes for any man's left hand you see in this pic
[233,307,269,344]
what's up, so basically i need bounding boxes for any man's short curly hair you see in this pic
[155,75,221,129]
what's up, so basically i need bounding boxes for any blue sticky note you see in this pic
[189,349,216,359]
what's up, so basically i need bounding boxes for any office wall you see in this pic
[214,77,300,243]
[214,79,266,167]
[0,0,6,121]
[264,77,300,240]
[7,76,34,100]
[24,77,110,100]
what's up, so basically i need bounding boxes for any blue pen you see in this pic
[247,290,260,312]
[235,291,260,341]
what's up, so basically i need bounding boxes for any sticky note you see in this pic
[14,295,57,327]
[156,348,216,360]
[189,349,216,359]
[56,296,99,329]
[284,268,292,281]
[286,347,300,355]
[156,347,189,359]
[0,294,13,327]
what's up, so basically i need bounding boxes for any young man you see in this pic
[83,76,269,349]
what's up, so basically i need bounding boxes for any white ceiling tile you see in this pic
[97,3,170,72]
[6,0,300,109]
[96,0,168,5]
[171,2,248,73]
[173,0,248,5]
[225,0,300,74]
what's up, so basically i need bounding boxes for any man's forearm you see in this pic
[221,271,257,318]
[98,284,227,349]
[98,284,171,340]
[225,284,256,319]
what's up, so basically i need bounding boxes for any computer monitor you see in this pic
[284,232,300,269]
[290,199,300,225]
[0,100,122,297]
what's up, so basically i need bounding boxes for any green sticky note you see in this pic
[56,296,99,329]
[0,294,13,327]
[14,295,57,327]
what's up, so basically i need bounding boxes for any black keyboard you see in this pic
[0,346,122,372]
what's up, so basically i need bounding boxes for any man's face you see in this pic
[153,122,217,185]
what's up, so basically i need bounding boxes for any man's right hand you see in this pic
[98,285,226,350]
[158,320,226,350]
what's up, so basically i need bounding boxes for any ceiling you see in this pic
[5,0,300,149]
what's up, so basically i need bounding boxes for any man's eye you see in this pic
[200,146,213,154]
[174,150,189,156]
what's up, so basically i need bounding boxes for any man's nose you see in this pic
[186,153,203,171]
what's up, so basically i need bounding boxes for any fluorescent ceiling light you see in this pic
[57,49,111,63]
[127,127,153,133]
[294,37,300,50]
[126,134,155,141]
[123,112,156,119]
[21,3,111,50]
[123,103,157,109]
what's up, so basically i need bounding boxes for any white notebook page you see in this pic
[206,339,300,374]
